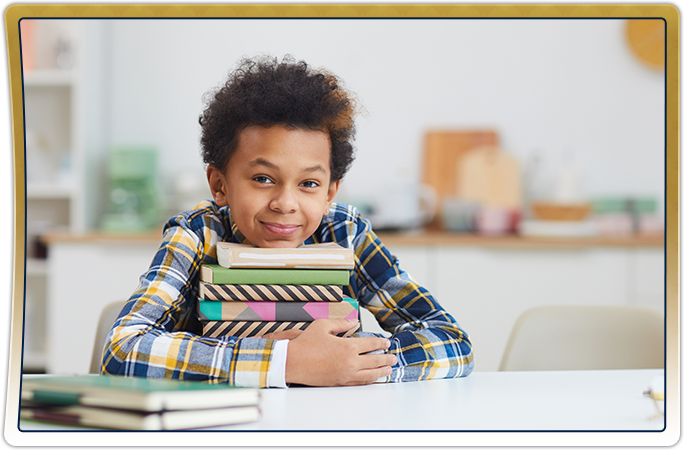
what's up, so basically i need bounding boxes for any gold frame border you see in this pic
[4,4,680,446]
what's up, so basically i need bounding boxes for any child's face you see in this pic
[207,124,339,248]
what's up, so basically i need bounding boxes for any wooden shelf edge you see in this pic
[23,69,75,86]
[376,231,665,249]
[43,229,165,245]
[26,183,75,199]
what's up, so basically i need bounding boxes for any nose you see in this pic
[270,185,299,213]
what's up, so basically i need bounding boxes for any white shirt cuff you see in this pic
[267,339,289,388]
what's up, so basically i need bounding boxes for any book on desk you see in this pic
[20,375,260,430]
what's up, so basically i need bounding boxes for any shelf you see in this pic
[23,69,75,87]
[27,183,74,199]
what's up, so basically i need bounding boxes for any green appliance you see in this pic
[101,147,161,232]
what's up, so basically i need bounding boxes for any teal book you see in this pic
[21,375,259,412]
[198,298,359,322]
[200,264,350,286]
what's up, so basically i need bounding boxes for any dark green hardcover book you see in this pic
[21,375,259,412]
[200,264,350,286]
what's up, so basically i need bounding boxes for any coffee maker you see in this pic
[101,146,161,232]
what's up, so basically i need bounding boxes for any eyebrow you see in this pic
[249,158,326,174]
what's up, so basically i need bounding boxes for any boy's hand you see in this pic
[285,319,396,386]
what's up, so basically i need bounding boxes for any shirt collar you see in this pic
[225,207,253,246]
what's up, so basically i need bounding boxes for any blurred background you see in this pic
[20,18,665,374]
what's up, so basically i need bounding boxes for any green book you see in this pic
[21,374,259,412]
[20,402,260,431]
[200,264,350,286]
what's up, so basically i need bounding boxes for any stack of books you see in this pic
[21,375,260,430]
[198,242,359,338]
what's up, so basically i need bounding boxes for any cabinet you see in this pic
[43,233,665,375]
[22,20,108,371]
[361,234,666,372]
[22,20,82,371]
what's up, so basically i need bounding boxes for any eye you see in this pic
[300,180,320,189]
[253,176,274,185]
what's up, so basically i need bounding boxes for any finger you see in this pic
[360,353,397,369]
[354,336,392,354]
[345,366,393,385]
[343,380,376,386]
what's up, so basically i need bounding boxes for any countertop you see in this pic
[42,229,665,249]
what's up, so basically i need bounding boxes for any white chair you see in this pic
[499,305,664,371]
[89,300,127,374]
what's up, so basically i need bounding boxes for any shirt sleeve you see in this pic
[100,209,281,387]
[267,340,289,388]
[347,217,474,382]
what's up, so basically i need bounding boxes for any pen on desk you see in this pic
[643,374,664,417]
[643,389,664,402]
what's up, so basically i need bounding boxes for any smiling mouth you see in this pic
[261,222,300,236]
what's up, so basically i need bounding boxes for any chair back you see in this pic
[89,300,127,374]
[499,305,664,371]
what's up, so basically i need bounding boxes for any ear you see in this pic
[206,165,229,207]
[325,179,341,212]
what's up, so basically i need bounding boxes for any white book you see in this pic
[217,242,354,270]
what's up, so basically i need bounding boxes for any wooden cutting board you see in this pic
[421,130,499,225]
[456,146,522,209]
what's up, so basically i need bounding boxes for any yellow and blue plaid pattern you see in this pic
[101,201,474,386]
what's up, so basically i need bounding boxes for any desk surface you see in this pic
[19,369,664,432]
[233,369,664,431]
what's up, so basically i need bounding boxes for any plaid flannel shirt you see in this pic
[101,201,474,386]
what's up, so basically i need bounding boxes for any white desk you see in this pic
[17,369,665,432]
[231,369,665,431]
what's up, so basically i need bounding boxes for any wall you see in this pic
[82,18,664,219]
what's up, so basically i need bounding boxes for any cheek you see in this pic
[230,195,258,216]
[301,197,328,219]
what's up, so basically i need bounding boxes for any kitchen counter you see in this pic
[42,229,665,249]
[377,231,665,249]
[39,228,666,374]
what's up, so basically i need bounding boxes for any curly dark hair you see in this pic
[199,55,357,182]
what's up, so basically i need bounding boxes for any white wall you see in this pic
[86,18,664,216]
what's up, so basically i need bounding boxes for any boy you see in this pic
[101,55,474,387]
